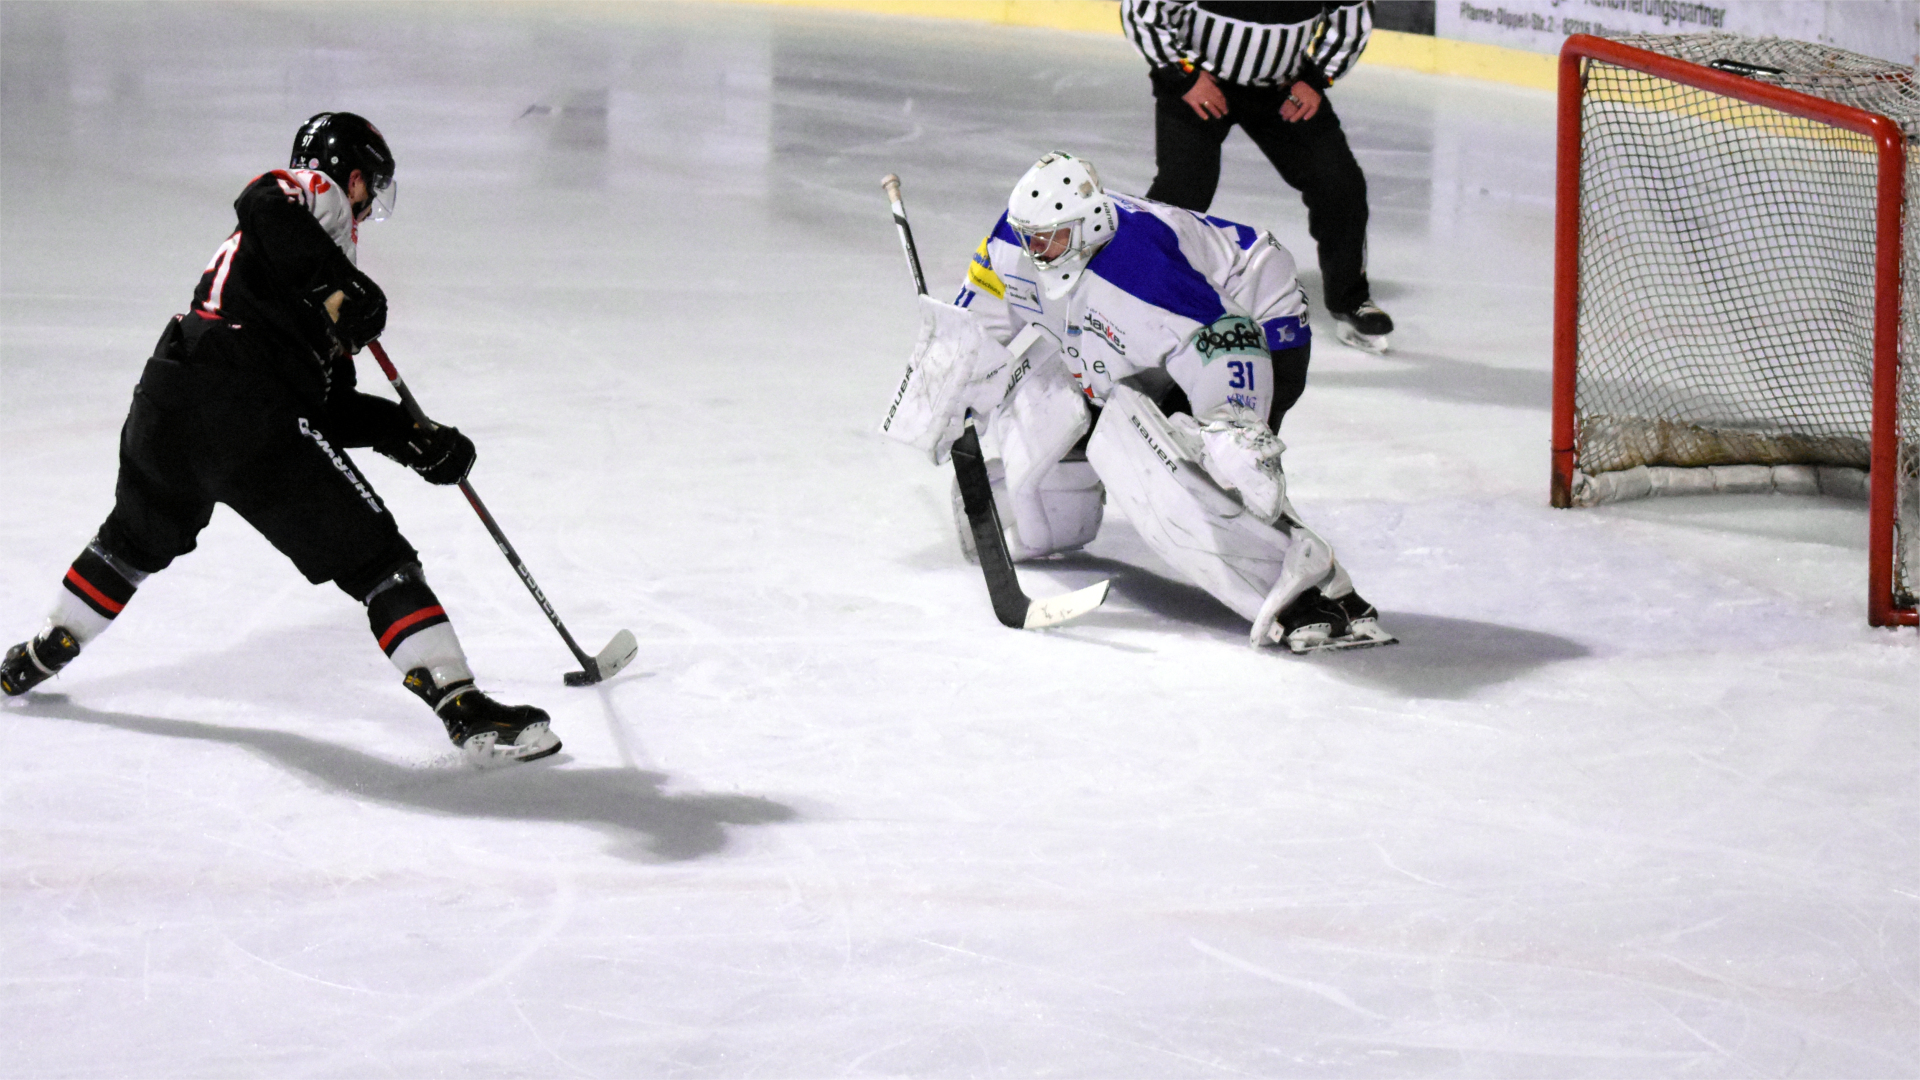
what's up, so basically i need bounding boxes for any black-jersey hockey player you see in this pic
[1,112,560,765]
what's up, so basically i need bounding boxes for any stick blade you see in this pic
[1022,580,1111,629]
[594,629,639,679]
[562,629,638,686]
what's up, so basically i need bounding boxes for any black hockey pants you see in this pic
[97,315,418,602]
[1145,81,1373,316]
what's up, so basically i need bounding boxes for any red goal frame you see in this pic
[1551,34,1917,628]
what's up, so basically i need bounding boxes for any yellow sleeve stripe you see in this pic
[966,236,1005,299]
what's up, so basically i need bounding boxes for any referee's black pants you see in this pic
[1145,81,1373,316]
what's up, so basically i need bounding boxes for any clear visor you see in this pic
[1010,220,1079,270]
[367,174,397,222]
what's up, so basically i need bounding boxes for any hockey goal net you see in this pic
[1553,33,1920,627]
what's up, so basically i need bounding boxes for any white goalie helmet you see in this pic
[1007,151,1119,299]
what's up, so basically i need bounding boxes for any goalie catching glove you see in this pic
[376,420,475,485]
[880,295,1055,463]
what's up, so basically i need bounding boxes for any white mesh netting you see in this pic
[1570,33,1920,611]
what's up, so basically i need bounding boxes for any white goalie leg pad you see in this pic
[1088,384,1318,624]
[991,357,1101,558]
[1248,524,1337,647]
[950,457,1103,563]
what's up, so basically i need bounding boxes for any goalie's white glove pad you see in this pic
[1196,406,1289,524]
[881,296,1008,463]
[879,296,1017,464]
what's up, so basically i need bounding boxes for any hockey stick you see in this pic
[880,174,1109,630]
[366,340,637,686]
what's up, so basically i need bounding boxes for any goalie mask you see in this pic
[1007,151,1118,299]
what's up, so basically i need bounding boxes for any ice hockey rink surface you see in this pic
[1,3,1914,1076]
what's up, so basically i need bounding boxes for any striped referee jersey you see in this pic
[1122,1,1372,90]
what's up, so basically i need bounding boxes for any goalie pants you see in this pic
[1145,82,1372,316]
[96,315,418,603]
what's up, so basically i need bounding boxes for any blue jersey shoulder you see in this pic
[1087,202,1226,325]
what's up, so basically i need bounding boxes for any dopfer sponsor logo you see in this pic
[1192,314,1264,363]
[298,417,385,513]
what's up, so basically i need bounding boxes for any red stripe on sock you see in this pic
[64,568,124,614]
[378,605,446,651]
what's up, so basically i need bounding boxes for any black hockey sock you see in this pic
[365,566,452,658]
[363,563,473,690]
[53,541,147,643]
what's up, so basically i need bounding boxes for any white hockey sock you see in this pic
[50,589,114,645]
[387,622,474,690]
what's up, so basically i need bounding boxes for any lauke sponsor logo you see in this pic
[1083,309,1126,355]
[1193,314,1264,363]
[298,417,385,513]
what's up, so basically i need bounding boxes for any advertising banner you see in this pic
[1435,0,1919,66]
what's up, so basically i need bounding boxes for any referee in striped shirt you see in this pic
[1123,1,1393,352]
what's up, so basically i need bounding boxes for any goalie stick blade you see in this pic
[563,629,639,686]
[1021,579,1112,629]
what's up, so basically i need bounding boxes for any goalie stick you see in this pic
[881,173,1110,630]
[367,341,637,686]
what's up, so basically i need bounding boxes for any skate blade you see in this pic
[1290,627,1399,653]
[1282,617,1399,653]
[462,725,563,767]
[1332,322,1390,355]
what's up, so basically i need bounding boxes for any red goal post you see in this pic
[1552,33,1919,628]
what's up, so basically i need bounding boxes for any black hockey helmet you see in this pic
[290,111,396,217]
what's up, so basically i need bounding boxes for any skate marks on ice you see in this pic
[16,696,795,862]
[1309,343,1553,412]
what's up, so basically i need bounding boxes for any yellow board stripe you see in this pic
[732,2,1558,91]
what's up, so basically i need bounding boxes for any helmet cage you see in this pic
[1007,218,1088,272]
[1006,151,1117,289]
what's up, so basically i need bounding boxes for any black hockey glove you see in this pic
[318,277,387,354]
[375,421,476,486]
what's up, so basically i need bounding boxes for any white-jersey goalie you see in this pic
[882,150,1394,652]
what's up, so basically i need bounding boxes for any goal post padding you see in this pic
[1552,33,1919,627]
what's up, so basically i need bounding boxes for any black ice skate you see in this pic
[1273,587,1397,653]
[404,668,561,765]
[1330,301,1393,355]
[1,625,82,696]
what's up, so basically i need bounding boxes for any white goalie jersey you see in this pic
[954,192,1311,420]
